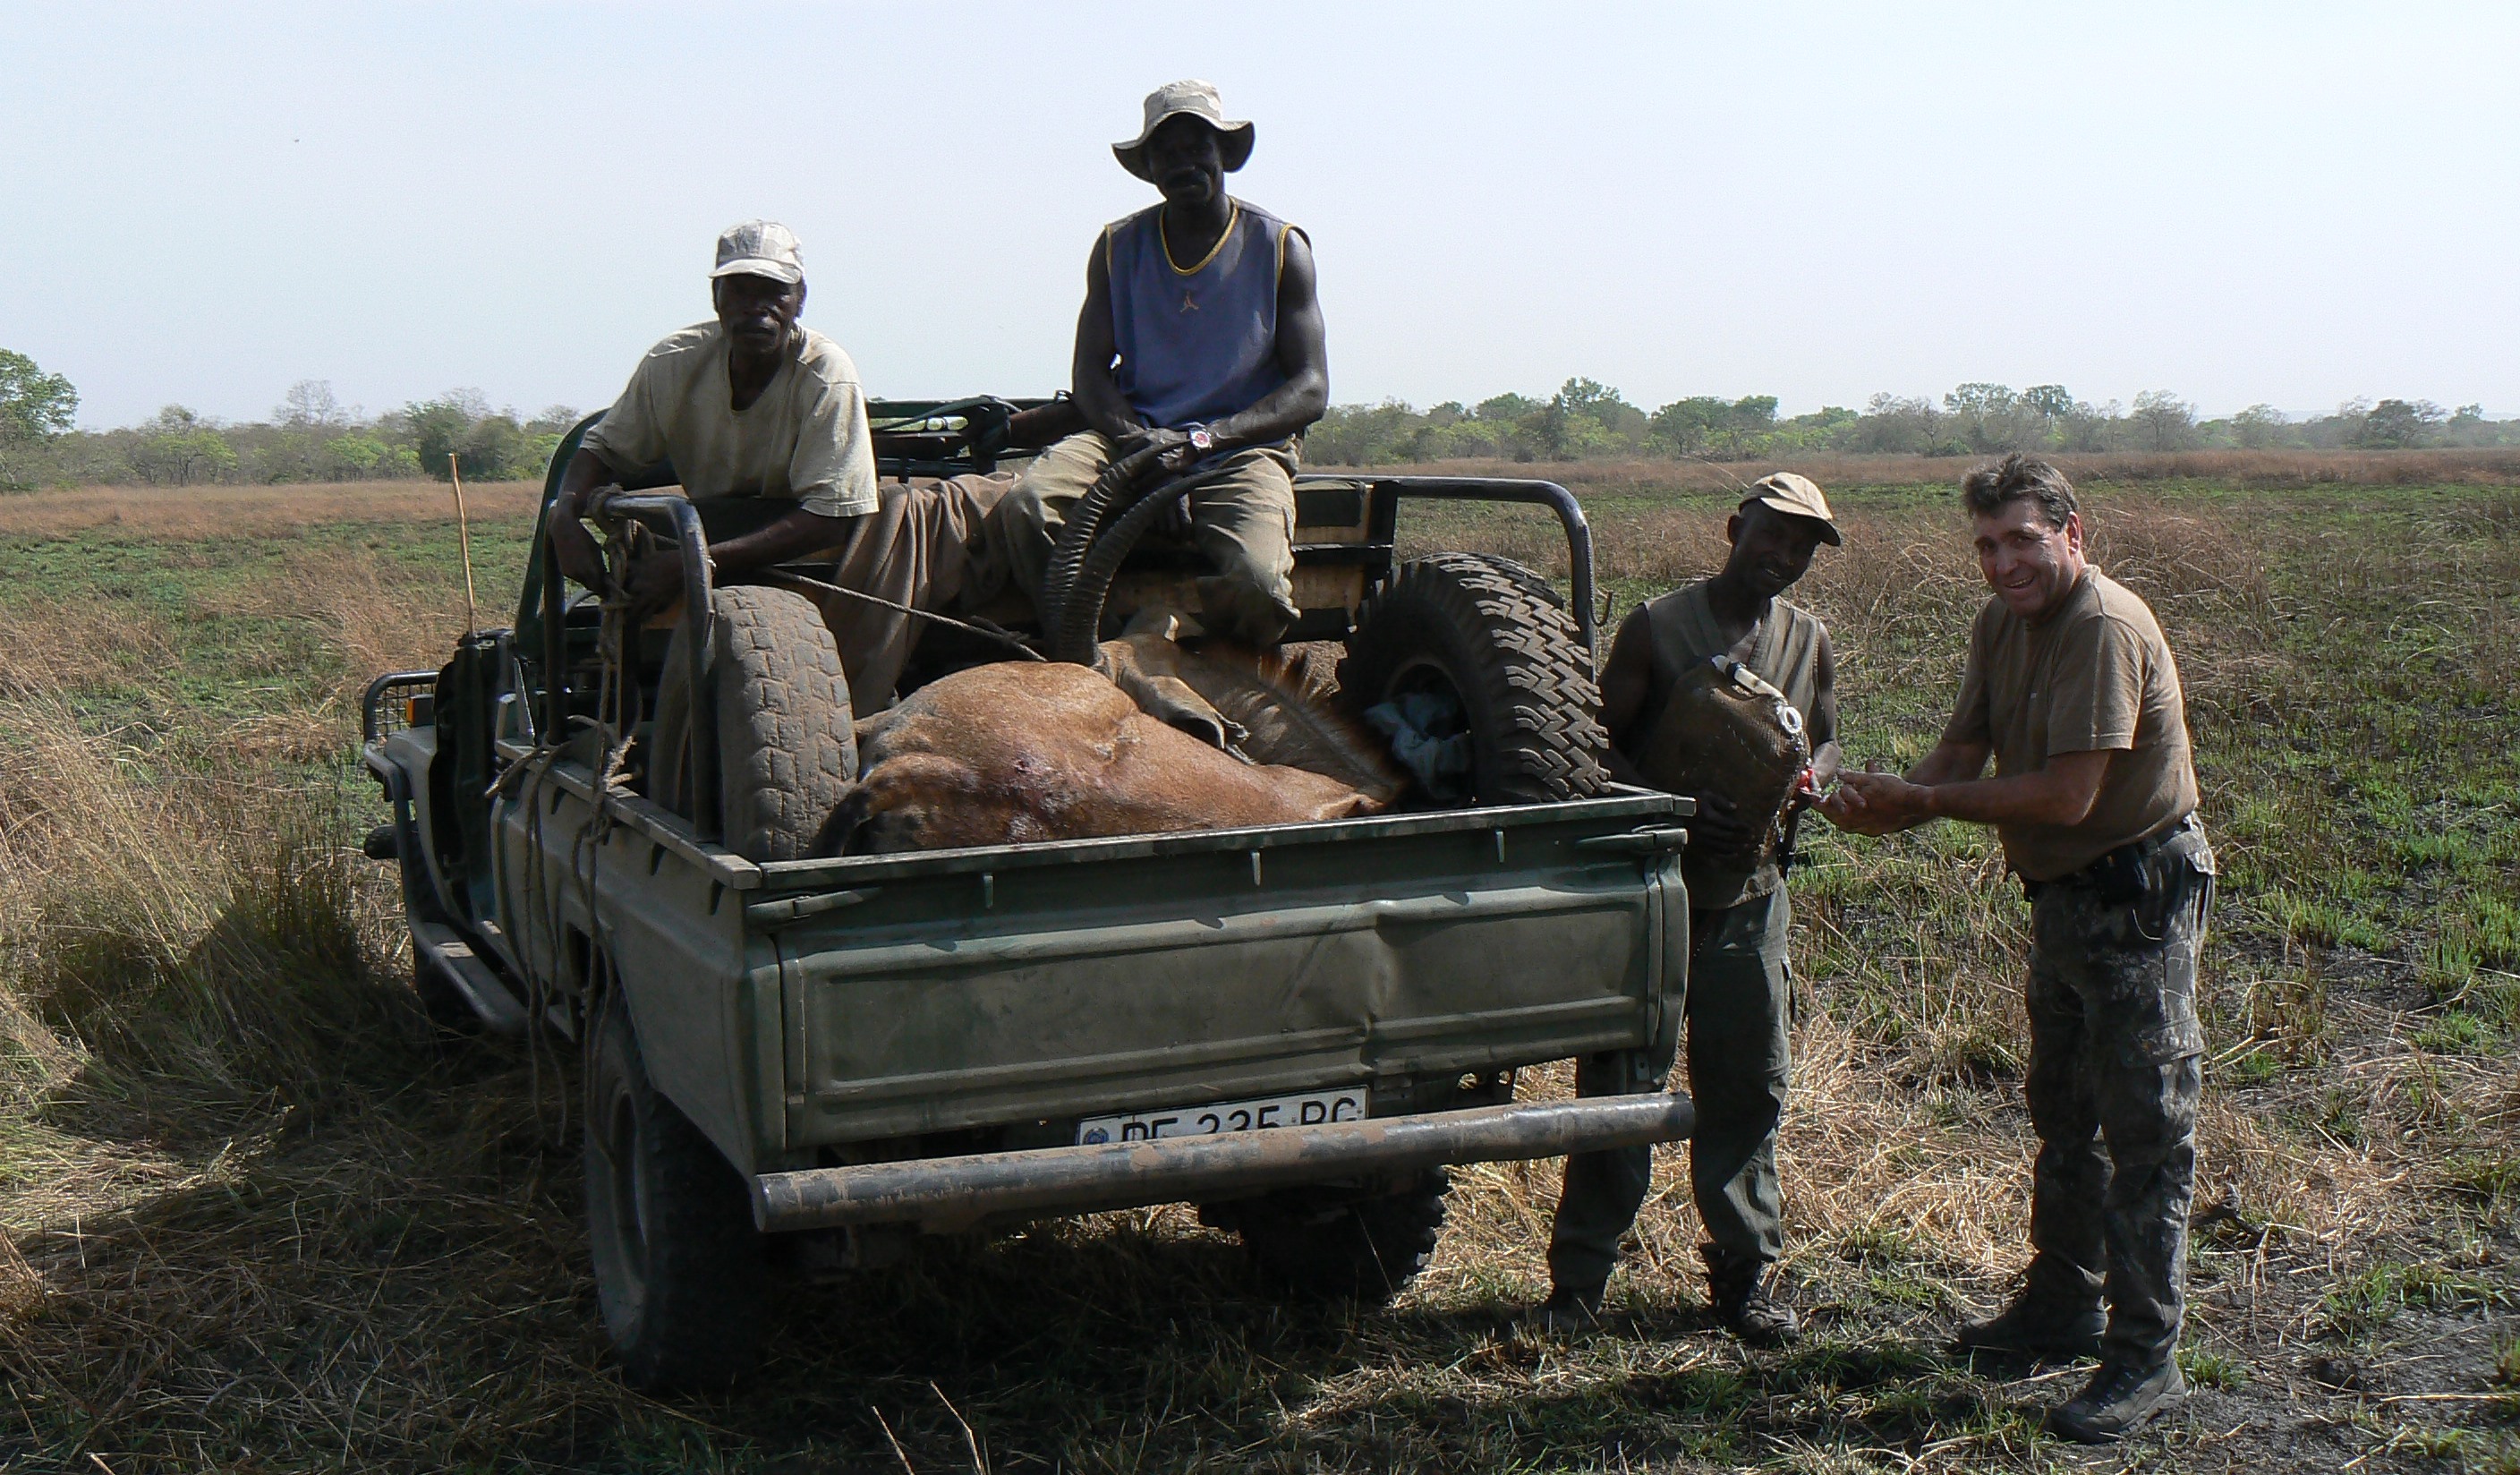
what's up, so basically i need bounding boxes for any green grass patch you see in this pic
[2178,1345,2249,1391]
[2414,1010,2501,1054]
[2318,1260,2514,1339]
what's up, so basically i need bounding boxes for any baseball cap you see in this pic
[1741,472,1842,546]
[710,220,804,286]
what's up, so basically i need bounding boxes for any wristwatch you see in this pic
[1187,427,1215,454]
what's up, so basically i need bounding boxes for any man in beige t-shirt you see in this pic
[1823,455,2215,1445]
[550,220,1007,712]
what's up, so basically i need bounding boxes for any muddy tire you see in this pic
[1338,553,1609,805]
[583,993,767,1390]
[652,585,855,861]
[1227,1169,1451,1304]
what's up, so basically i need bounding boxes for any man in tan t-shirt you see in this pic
[549,220,1008,713]
[1822,454,2215,1445]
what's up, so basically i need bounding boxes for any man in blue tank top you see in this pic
[994,81,1330,647]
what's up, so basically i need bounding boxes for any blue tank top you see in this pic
[1104,199,1298,431]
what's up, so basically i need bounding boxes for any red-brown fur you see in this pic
[826,658,1391,855]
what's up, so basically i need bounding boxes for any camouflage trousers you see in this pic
[2020,817,2216,1371]
[1549,884,1792,1294]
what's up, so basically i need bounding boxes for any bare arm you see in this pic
[1204,228,1329,451]
[564,438,859,616]
[1826,742,2111,836]
[1911,747,2110,827]
[1069,237,1143,443]
[1906,737,1990,789]
[708,507,857,578]
[1595,607,1656,788]
[617,504,860,620]
[548,443,621,589]
[1801,628,1843,795]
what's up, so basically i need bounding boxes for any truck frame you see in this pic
[362,403,1697,1386]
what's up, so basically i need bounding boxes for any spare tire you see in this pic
[1338,552,1610,806]
[1219,1168,1452,1304]
[651,585,856,861]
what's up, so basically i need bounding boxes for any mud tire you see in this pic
[1228,1169,1452,1304]
[583,993,767,1390]
[1337,553,1609,805]
[652,585,855,861]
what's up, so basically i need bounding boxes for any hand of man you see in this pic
[1686,791,1755,855]
[549,492,616,591]
[622,550,690,625]
[1117,426,1196,469]
[1822,768,1931,836]
[1155,431,1209,474]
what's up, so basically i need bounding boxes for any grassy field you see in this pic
[0,470,2513,1473]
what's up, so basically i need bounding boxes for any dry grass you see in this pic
[0,480,2510,1471]
[0,479,542,540]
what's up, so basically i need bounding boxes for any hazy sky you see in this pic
[7,3,2515,429]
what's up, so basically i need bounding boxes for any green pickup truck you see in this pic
[362,402,1696,1388]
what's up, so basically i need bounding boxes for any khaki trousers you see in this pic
[992,431,1301,647]
[816,473,1012,714]
[1549,885,1793,1295]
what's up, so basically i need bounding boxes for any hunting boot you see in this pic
[1953,1281,2105,1360]
[1528,1283,1605,1335]
[1703,1247,1798,1347]
[2047,1359,2187,1444]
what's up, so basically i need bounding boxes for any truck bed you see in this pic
[487,762,1690,1185]
[759,792,1692,1149]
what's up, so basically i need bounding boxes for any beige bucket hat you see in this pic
[1113,80,1255,181]
[1741,472,1842,545]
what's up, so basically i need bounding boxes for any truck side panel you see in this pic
[493,780,780,1174]
[774,811,1686,1148]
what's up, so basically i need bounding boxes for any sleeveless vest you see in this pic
[1637,582,1826,908]
[1105,199,1298,431]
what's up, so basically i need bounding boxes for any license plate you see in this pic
[1076,1088,1366,1146]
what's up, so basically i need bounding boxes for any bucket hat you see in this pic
[1113,80,1255,182]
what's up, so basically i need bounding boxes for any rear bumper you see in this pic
[752,1092,1694,1233]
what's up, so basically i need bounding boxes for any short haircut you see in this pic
[1961,453,2077,529]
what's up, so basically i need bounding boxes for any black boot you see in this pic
[1527,1282,1604,1334]
[1954,1290,2105,1360]
[2048,1359,2186,1443]
[1703,1249,1798,1347]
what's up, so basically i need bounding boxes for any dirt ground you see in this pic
[0,472,2510,1472]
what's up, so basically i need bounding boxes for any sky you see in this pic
[5,2,2516,430]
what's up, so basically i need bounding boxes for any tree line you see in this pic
[1307,379,2520,466]
[0,353,575,490]
[5,347,2518,491]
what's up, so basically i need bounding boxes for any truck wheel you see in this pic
[1228,1169,1451,1304]
[652,585,856,862]
[1338,553,1609,805]
[583,995,767,1389]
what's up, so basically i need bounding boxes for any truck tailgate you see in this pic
[758,794,1689,1147]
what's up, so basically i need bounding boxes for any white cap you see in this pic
[710,219,804,285]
